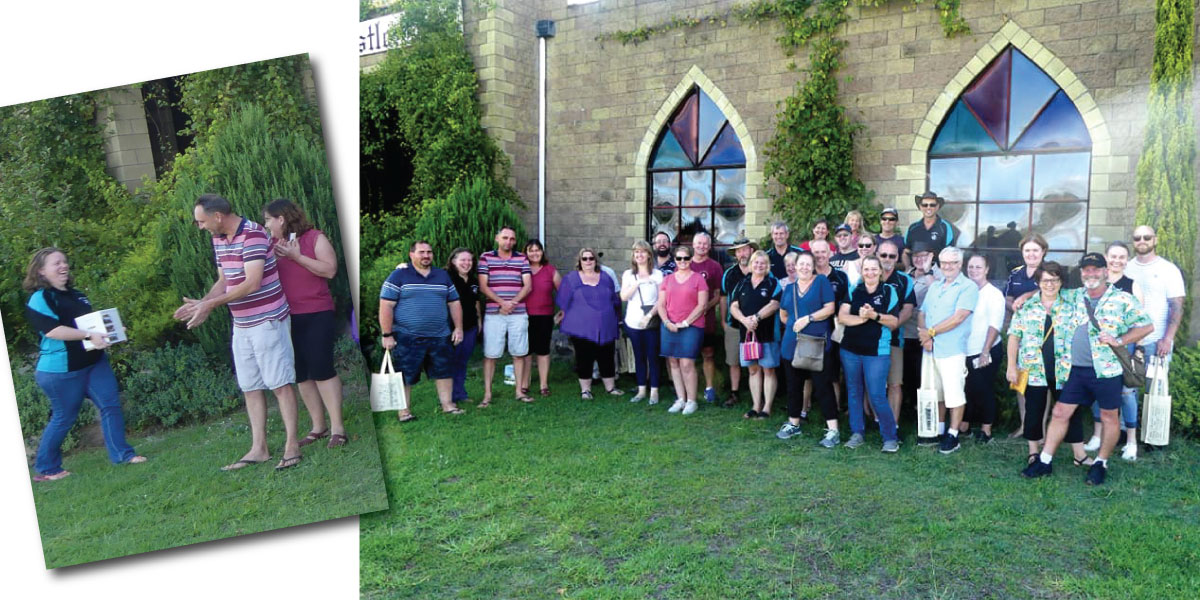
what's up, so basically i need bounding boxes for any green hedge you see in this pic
[1164,342,1200,437]
[114,343,242,430]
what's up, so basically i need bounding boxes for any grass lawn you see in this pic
[362,358,1200,599]
[31,368,388,569]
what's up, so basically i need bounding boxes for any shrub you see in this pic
[14,365,98,453]
[1165,342,1200,438]
[117,343,242,429]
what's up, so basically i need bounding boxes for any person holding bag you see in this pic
[620,241,664,404]
[838,256,902,452]
[1006,262,1101,470]
[775,252,835,441]
[729,251,783,419]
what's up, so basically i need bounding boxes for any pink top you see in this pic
[659,271,708,328]
[273,228,335,315]
[526,263,557,316]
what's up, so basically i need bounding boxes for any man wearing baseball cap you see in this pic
[875,207,906,268]
[1021,252,1153,485]
[829,223,859,272]
[905,191,959,262]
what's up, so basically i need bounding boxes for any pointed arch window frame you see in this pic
[646,85,747,253]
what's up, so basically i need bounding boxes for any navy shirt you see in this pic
[841,281,901,357]
[905,217,960,256]
[380,267,459,338]
[883,269,916,347]
[730,274,783,343]
[766,244,803,280]
[818,267,850,309]
[656,257,677,276]
[26,287,104,373]
[1005,265,1039,302]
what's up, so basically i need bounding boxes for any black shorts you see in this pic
[702,331,719,351]
[291,310,338,382]
[528,314,555,356]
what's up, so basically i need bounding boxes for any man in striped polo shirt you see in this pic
[379,240,464,421]
[174,194,302,471]
[478,226,534,405]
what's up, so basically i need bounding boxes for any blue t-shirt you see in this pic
[841,281,901,357]
[779,275,835,359]
[920,274,978,358]
[380,267,459,338]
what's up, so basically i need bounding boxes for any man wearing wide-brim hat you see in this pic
[719,237,759,407]
[905,191,960,263]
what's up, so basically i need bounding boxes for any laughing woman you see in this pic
[24,248,146,482]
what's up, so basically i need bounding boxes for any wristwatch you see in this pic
[382,332,394,338]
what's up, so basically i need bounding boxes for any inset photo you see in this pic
[0,53,388,569]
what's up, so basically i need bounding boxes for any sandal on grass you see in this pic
[540,387,552,397]
[298,429,329,447]
[398,413,418,423]
[125,456,148,464]
[478,398,492,408]
[755,412,770,420]
[1027,453,1039,465]
[327,434,348,448]
[517,395,536,403]
[606,387,624,396]
[442,407,466,415]
[743,410,758,419]
[33,470,71,482]
[581,390,594,400]
[1073,456,1095,467]
[221,458,268,472]
[275,455,302,471]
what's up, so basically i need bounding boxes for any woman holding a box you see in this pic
[263,199,346,448]
[24,247,146,482]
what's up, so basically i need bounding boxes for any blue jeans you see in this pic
[625,324,661,388]
[34,355,136,475]
[840,350,897,442]
[451,327,479,402]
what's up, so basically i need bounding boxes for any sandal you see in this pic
[398,413,418,423]
[126,456,148,464]
[581,391,594,400]
[1073,456,1095,467]
[743,410,758,419]
[442,407,466,415]
[521,387,530,396]
[540,387,552,397]
[33,470,72,482]
[221,458,267,472]
[1027,453,1039,465]
[275,455,303,471]
[517,395,536,403]
[478,398,492,408]
[755,412,770,420]
[606,387,624,396]
[327,434,348,448]
[298,429,330,447]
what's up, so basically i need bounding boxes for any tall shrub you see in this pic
[1134,0,1195,342]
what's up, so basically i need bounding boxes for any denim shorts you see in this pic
[393,333,454,384]
[739,339,781,368]
[1058,366,1123,411]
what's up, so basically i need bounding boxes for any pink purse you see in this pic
[740,330,763,362]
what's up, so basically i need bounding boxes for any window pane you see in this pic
[1034,152,1090,200]
[940,202,977,249]
[962,49,1011,147]
[715,168,744,206]
[714,169,745,245]
[930,101,1001,155]
[699,123,746,166]
[669,92,699,164]
[1013,90,1091,151]
[975,203,1030,248]
[1008,49,1060,147]
[715,207,745,245]
[652,172,680,208]
[681,206,710,235]
[650,208,679,240]
[682,170,713,207]
[697,91,725,161]
[929,157,978,202]
[1032,202,1088,250]
[979,155,1032,201]
[651,130,691,169]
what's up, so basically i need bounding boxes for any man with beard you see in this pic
[691,232,725,403]
[380,241,465,420]
[1021,253,1152,485]
[478,226,534,406]
[653,231,676,275]
[829,224,860,272]
[878,239,916,426]
[905,191,959,264]
[720,238,757,406]
[766,221,802,280]
[175,194,301,471]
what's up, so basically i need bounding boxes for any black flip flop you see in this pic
[275,456,302,471]
[221,459,267,472]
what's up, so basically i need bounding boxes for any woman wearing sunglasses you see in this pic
[557,248,622,400]
[657,245,709,415]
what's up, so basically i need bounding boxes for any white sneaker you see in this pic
[1083,435,1101,452]
[667,399,685,413]
[1121,444,1138,462]
[682,400,698,415]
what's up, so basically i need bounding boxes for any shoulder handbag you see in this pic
[1085,299,1146,388]
[789,280,825,371]
[636,282,660,328]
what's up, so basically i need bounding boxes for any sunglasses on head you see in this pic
[1133,235,1154,242]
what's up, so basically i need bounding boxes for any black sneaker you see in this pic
[938,433,961,454]
[1021,459,1053,478]
[1085,462,1107,486]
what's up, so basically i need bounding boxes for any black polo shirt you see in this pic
[904,217,960,256]
[1004,265,1038,301]
[883,269,917,346]
[818,267,850,308]
[766,244,803,280]
[730,274,783,342]
[841,282,901,357]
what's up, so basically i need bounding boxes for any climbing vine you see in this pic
[598,0,968,228]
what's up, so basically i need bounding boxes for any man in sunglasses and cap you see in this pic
[875,207,906,269]
[905,191,959,264]
[1021,252,1153,485]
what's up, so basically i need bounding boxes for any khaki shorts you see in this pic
[723,323,740,367]
[232,316,296,392]
[933,354,967,409]
[888,346,903,386]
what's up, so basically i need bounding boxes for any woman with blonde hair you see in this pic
[729,250,783,418]
[620,240,664,403]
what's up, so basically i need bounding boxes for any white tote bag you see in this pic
[917,351,942,438]
[369,351,408,412]
[1142,355,1171,446]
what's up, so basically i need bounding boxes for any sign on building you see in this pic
[359,13,401,56]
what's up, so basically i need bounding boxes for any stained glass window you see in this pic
[648,87,746,253]
[928,46,1092,275]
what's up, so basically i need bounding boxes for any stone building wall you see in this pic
[97,86,156,194]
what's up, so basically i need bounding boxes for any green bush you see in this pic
[14,365,98,453]
[116,343,242,430]
[1165,342,1200,437]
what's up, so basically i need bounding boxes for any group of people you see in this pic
[25,194,347,481]
[386,193,1183,486]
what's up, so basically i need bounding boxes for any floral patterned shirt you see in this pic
[1057,286,1152,379]
[1008,295,1074,388]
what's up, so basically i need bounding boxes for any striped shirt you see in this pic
[212,218,289,328]
[380,266,459,338]
[478,250,531,315]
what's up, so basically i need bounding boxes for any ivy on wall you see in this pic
[598,0,968,230]
[1134,0,1195,342]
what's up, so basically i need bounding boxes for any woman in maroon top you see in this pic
[263,199,346,448]
[521,239,561,397]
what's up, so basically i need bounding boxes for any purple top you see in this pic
[556,270,621,344]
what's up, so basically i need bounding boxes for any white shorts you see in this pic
[933,354,967,409]
[483,313,529,359]
[232,316,296,392]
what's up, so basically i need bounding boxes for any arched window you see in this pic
[648,87,746,253]
[928,46,1092,270]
